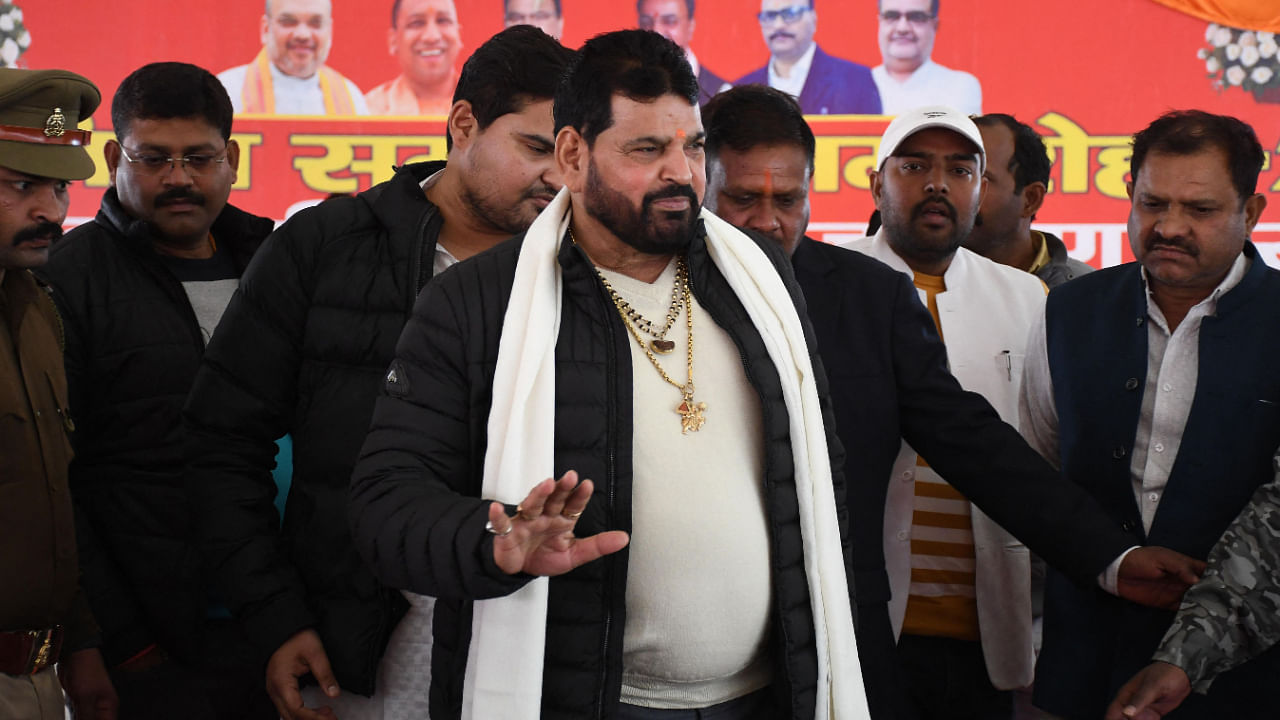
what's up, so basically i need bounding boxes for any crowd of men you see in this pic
[1,15,1278,720]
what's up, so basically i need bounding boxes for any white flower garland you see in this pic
[1199,22,1280,100]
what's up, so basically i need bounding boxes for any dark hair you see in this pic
[972,113,1049,193]
[503,0,562,17]
[634,0,694,19]
[878,0,939,13]
[447,25,575,151]
[554,30,698,146]
[111,62,233,142]
[703,84,815,171]
[1131,110,1264,203]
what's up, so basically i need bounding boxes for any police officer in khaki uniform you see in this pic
[0,67,118,720]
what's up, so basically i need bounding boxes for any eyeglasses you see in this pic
[119,146,228,176]
[757,4,810,25]
[639,13,683,30]
[879,10,934,24]
[505,11,557,24]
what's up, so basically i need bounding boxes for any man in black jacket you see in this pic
[38,62,275,720]
[700,85,1209,720]
[350,29,863,720]
[182,26,574,720]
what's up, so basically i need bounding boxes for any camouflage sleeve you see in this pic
[1153,467,1280,694]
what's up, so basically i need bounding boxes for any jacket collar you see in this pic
[94,187,274,271]
[862,230,976,288]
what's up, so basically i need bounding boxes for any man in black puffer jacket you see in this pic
[350,31,859,720]
[182,26,575,720]
[37,63,275,719]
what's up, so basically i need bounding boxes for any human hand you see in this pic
[489,470,630,577]
[58,647,118,720]
[266,629,340,720]
[1117,546,1206,610]
[1105,661,1191,720]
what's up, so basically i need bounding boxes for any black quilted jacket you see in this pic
[349,225,852,719]
[38,189,272,666]
[183,162,446,694]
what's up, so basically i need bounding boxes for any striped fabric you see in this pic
[901,272,979,641]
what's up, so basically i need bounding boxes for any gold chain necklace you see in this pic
[595,255,707,434]
[595,258,687,354]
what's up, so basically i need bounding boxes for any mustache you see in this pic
[1146,233,1198,256]
[911,197,957,221]
[524,184,558,202]
[643,184,699,212]
[769,31,796,42]
[154,188,206,208]
[11,221,63,247]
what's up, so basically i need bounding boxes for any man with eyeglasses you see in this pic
[504,0,563,39]
[38,62,276,720]
[217,0,368,115]
[636,0,729,104]
[366,0,464,115]
[736,0,881,116]
[871,0,981,115]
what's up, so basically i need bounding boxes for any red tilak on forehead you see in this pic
[764,168,774,195]
[676,129,686,140]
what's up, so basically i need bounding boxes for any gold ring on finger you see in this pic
[516,504,538,522]
[562,510,583,519]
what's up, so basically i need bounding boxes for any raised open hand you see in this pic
[488,470,630,577]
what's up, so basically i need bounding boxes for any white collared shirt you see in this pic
[419,169,461,277]
[768,42,817,100]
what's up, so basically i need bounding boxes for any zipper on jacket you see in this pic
[593,254,621,720]
[411,205,437,299]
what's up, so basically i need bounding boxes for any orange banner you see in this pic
[7,0,1279,266]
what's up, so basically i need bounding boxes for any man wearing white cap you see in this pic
[842,105,1048,719]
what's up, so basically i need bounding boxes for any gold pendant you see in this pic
[650,339,675,354]
[677,396,707,434]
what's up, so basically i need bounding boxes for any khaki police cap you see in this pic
[0,67,101,181]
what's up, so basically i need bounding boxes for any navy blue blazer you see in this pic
[791,238,1135,718]
[736,45,882,115]
[1035,243,1280,720]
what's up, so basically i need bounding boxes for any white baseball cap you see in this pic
[876,105,986,171]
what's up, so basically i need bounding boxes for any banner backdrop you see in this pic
[11,0,1280,266]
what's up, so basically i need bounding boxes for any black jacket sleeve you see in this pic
[183,226,316,660]
[349,256,531,602]
[885,271,1136,584]
[49,270,151,665]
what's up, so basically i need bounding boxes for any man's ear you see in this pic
[1020,181,1046,220]
[1245,192,1267,233]
[557,126,588,194]
[447,100,477,153]
[869,169,884,210]
[225,138,242,183]
[103,139,121,186]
